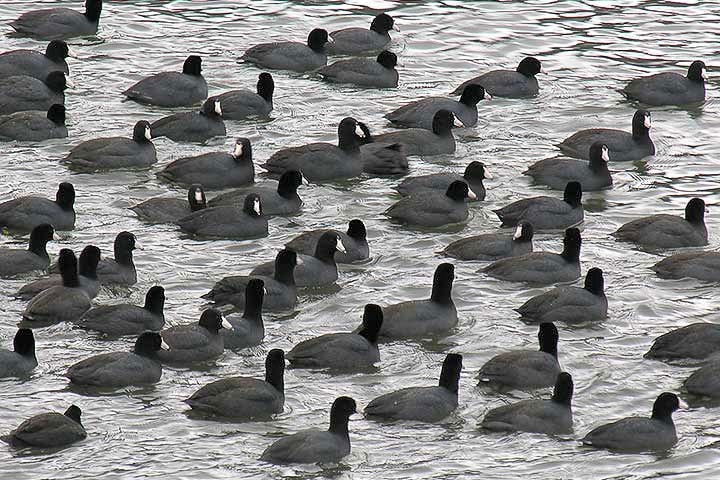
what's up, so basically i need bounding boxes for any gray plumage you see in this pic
[652,252,720,282]
[150,97,225,143]
[612,198,707,249]
[386,180,475,228]
[684,360,720,398]
[0,224,53,277]
[0,329,37,378]
[17,244,100,299]
[482,228,582,285]
[396,161,489,200]
[64,120,156,171]
[186,349,284,418]
[0,106,67,142]
[66,332,164,387]
[360,142,408,175]
[365,353,461,422]
[214,73,274,119]
[318,51,398,88]
[242,29,329,73]
[76,286,166,336]
[158,138,254,190]
[481,372,573,435]
[155,309,229,365]
[0,182,75,232]
[221,279,264,350]
[644,323,720,362]
[451,57,542,97]
[262,117,365,182]
[260,396,356,464]
[478,323,561,390]
[385,84,489,130]
[621,61,706,106]
[9,0,102,40]
[517,267,608,324]
[581,393,682,452]
[250,232,343,287]
[0,72,66,115]
[203,250,299,312]
[558,109,655,161]
[0,41,70,80]
[372,109,457,156]
[207,170,304,216]
[494,181,583,231]
[284,220,369,264]
[327,13,396,55]
[380,263,457,338]
[287,304,382,370]
[442,222,533,261]
[524,142,612,191]
[177,193,267,239]
[123,56,207,107]
[131,185,207,224]
[3,405,86,448]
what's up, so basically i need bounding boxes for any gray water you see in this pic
[1,0,720,478]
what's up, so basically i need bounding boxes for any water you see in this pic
[1,0,720,478]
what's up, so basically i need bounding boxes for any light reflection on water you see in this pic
[1,1,720,478]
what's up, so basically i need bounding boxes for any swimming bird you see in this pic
[581,392,684,452]
[385,84,490,129]
[482,228,582,285]
[612,198,707,249]
[242,28,331,73]
[260,396,357,464]
[287,304,382,370]
[442,222,533,261]
[327,13,398,55]
[380,263,457,338]
[481,372,573,434]
[66,332,165,387]
[524,142,612,191]
[10,0,102,40]
[478,323,561,390]
[621,61,706,106]
[365,353,462,422]
[396,161,489,200]
[176,193,267,239]
[17,244,100,299]
[558,109,654,161]
[150,97,225,143]
[155,309,231,365]
[207,170,305,216]
[494,181,583,230]
[131,185,207,224]
[451,57,543,97]
[386,180,476,228]
[0,71,68,115]
[157,138,254,189]
[203,249,299,312]
[318,50,399,88]
[64,120,156,171]
[185,349,285,419]
[644,322,720,362]
[0,104,67,142]
[215,73,274,119]
[0,223,54,277]
[123,55,207,107]
[516,267,608,324]
[0,182,75,232]
[0,40,70,80]
[262,117,367,182]
[0,329,38,378]
[2,405,86,448]
[284,219,369,263]
[221,279,265,350]
[370,109,460,156]
[22,248,91,324]
[76,286,166,336]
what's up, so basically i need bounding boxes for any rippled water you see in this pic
[2,0,720,478]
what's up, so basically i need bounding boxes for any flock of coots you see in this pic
[0,0,714,466]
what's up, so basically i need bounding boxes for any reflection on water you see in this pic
[1,0,720,478]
